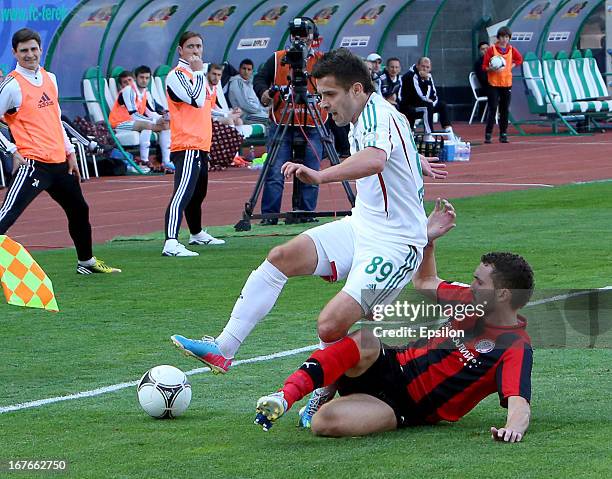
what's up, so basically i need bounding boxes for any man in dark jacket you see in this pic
[399,57,452,140]
[473,41,490,96]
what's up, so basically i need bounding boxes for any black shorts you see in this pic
[336,345,425,428]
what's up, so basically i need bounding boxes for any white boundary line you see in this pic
[101,179,557,187]
[424,182,554,187]
[0,345,317,414]
[1,287,609,415]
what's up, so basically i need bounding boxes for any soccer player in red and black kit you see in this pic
[255,199,534,442]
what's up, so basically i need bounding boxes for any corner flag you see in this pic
[0,235,59,312]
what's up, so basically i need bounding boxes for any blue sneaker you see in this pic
[170,335,232,374]
[255,392,288,432]
[298,386,335,428]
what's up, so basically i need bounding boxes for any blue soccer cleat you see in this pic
[297,386,335,428]
[255,392,288,432]
[170,334,232,374]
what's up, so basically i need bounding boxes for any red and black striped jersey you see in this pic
[396,281,533,423]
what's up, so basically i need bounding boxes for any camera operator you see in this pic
[253,17,326,225]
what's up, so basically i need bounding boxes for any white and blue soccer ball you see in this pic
[137,365,192,419]
[489,55,506,71]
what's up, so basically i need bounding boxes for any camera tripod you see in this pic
[234,84,356,231]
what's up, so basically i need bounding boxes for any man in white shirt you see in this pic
[109,66,171,171]
[171,49,447,426]
[206,63,243,127]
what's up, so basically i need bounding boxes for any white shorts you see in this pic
[303,217,423,314]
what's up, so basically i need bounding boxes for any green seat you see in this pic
[82,67,110,122]
[557,51,608,113]
[542,51,588,113]
[108,66,125,103]
[522,52,548,114]
[153,65,171,111]
[248,123,266,138]
[572,50,609,112]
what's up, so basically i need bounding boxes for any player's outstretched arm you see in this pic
[420,154,448,180]
[281,147,386,185]
[413,199,456,299]
[427,198,456,242]
[491,396,531,443]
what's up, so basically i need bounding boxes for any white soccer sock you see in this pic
[164,239,178,250]
[318,337,342,350]
[159,129,171,164]
[78,257,96,267]
[217,260,288,358]
[139,130,151,163]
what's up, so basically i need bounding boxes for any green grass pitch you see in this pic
[0,182,611,478]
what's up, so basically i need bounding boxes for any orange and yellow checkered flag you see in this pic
[0,235,58,312]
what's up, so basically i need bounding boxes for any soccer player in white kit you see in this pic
[171,48,446,423]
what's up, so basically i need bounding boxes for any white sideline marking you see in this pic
[102,179,556,188]
[527,286,612,307]
[424,182,554,187]
[102,179,262,185]
[0,345,317,414]
[1,287,609,415]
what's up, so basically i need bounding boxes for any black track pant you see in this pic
[0,159,93,260]
[164,149,209,240]
[486,86,512,136]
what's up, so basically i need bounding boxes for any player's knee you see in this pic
[317,313,343,344]
[311,404,343,437]
[267,245,288,272]
[267,244,299,276]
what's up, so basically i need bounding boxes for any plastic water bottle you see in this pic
[458,143,466,161]
[455,142,470,162]
[246,146,255,162]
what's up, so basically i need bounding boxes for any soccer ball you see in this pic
[137,365,192,419]
[489,55,506,71]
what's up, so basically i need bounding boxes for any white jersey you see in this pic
[348,92,427,247]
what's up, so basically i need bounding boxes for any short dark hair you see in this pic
[312,48,374,93]
[481,252,534,309]
[134,65,151,77]
[178,31,202,48]
[386,57,400,65]
[478,41,489,49]
[497,26,512,39]
[118,70,134,82]
[208,63,223,72]
[240,59,254,68]
[12,28,41,50]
